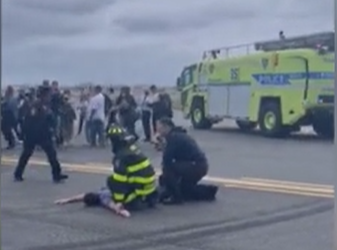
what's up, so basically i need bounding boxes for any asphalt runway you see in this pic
[1,165,333,250]
[1,110,334,249]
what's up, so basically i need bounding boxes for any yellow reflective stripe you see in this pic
[125,193,137,203]
[108,127,123,134]
[128,175,155,184]
[135,186,156,196]
[113,173,128,182]
[113,193,125,201]
[124,187,156,204]
[127,159,151,173]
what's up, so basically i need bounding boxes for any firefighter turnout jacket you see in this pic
[108,145,157,205]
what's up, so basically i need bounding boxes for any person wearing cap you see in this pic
[106,123,158,212]
[13,85,68,183]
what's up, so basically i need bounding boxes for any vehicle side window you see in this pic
[183,69,193,86]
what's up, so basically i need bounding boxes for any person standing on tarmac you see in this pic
[50,80,64,146]
[140,90,152,142]
[156,117,217,204]
[17,91,34,138]
[54,123,157,217]
[1,86,19,149]
[87,85,106,147]
[13,86,68,183]
[116,87,139,140]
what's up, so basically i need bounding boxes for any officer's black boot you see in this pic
[162,182,184,205]
[53,174,68,183]
[14,175,24,182]
[43,142,69,183]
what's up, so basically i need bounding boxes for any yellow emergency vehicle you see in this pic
[176,32,334,138]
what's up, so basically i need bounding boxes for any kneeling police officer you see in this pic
[157,117,218,204]
[13,86,68,183]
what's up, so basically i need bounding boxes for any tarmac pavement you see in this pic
[1,110,334,249]
[1,164,333,250]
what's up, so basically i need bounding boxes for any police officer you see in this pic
[13,86,68,183]
[156,117,217,204]
[106,123,157,211]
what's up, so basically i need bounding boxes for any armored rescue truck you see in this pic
[176,32,335,138]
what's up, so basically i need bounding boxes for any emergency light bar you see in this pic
[255,32,334,52]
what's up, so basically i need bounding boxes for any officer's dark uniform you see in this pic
[106,124,157,210]
[160,125,216,204]
[13,86,68,183]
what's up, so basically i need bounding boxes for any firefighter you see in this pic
[13,86,68,183]
[106,123,158,212]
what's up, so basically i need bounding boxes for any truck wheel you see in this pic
[236,120,257,131]
[313,120,334,139]
[258,102,287,137]
[190,98,212,129]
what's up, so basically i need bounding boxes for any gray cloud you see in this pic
[11,0,114,15]
[2,0,333,86]
[114,3,257,34]
[3,0,98,45]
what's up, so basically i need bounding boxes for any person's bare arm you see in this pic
[54,194,85,205]
[105,201,131,218]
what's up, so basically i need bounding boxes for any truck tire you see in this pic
[190,97,212,129]
[313,119,334,139]
[236,120,257,131]
[258,102,287,137]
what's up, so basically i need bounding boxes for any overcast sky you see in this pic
[2,0,333,86]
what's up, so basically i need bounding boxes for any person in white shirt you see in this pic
[148,85,161,133]
[87,85,105,147]
[77,93,90,143]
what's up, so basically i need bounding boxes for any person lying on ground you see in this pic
[54,187,131,218]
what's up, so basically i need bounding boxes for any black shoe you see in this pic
[162,197,184,205]
[146,191,159,208]
[53,174,68,183]
[6,145,15,150]
[14,175,24,182]
[204,185,218,201]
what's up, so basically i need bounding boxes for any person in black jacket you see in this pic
[115,87,139,139]
[156,117,217,204]
[50,81,64,146]
[13,86,68,183]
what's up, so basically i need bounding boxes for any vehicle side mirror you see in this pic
[176,77,181,86]
[176,77,182,90]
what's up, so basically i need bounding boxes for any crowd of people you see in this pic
[1,81,173,149]
[2,80,218,217]
[1,80,76,149]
